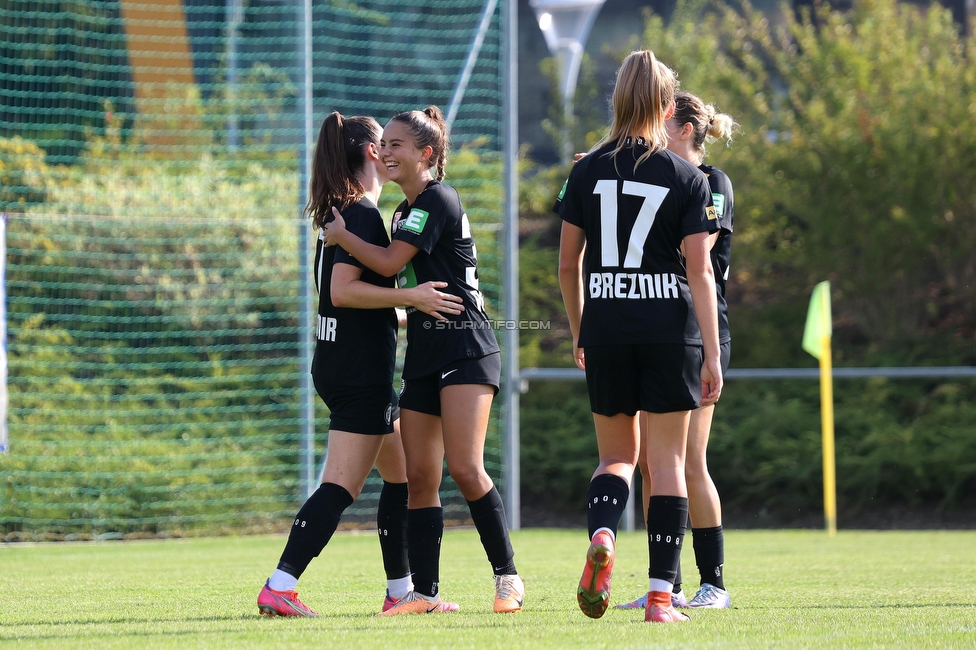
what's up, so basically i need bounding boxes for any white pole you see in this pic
[225,0,243,150]
[0,213,7,454]
[502,0,520,530]
[446,0,499,131]
[298,0,315,499]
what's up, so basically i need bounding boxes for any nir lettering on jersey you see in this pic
[711,193,726,218]
[401,208,429,234]
[316,315,337,341]
[589,272,678,300]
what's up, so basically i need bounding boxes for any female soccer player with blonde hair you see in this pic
[557,51,722,623]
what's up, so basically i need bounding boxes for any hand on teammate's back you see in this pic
[410,282,464,322]
[321,206,347,247]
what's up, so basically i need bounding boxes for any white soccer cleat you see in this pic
[686,583,731,609]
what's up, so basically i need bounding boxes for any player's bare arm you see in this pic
[683,230,723,404]
[323,206,420,277]
[558,220,587,371]
[331,262,463,321]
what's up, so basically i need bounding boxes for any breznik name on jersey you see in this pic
[589,271,680,300]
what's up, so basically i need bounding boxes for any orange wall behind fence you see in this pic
[118,0,201,147]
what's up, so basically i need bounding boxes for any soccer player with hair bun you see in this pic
[257,111,464,617]
[323,105,524,615]
[556,51,722,623]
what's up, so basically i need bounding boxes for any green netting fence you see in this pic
[0,0,507,538]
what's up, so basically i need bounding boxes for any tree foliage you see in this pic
[640,0,976,350]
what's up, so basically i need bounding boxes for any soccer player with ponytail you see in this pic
[557,52,722,623]
[616,91,738,611]
[257,112,463,617]
[323,106,524,615]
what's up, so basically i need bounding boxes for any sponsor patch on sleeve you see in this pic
[706,205,718,221]
[400,208,429,234]
[557,179,568,200]
[711,193,726,218]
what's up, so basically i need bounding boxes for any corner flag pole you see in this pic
[819,332,836,536]
[802,281,836,536]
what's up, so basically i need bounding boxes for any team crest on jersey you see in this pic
[706,205,717,221]
[711,193,726,218]
[385,403,393,425]
[391,211,403,233]
[401,208,429,234]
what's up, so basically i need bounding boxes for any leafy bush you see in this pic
[710,377,976,524]
[0,137,49,210]
[520,382,597,515]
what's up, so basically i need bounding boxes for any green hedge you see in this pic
[518,372,976,525]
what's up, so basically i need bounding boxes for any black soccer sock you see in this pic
[467,486,517,575]
[586,473,631,539]
[377,481,410,580]
[276,482,354,579]
[646,495,689,585]
[673,508,689,592]
[692,525,725,589]
[407,507,443,598]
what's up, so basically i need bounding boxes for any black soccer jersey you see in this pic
[390,180,499,379]
[557,141,717,347]
[699,163,734,344]
[311,197,397,387]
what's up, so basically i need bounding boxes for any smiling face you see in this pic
[380,120,432,186]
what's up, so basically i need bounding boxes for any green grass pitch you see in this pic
[2,529,975,648]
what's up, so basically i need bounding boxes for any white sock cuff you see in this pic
[268,569,299,593]
[649,578,673,594]
[387,575,413,600]
[593,527,616,542]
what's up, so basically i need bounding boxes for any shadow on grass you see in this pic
[735,603,976,610]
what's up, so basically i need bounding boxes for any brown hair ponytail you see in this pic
[304,111,382,229]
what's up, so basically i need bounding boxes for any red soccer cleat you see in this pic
[577,530,615,618]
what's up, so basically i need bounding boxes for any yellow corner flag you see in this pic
[803,281,836,536]
[802,281,832,359]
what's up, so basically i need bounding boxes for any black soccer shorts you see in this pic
[313,379,400,435]
[399,352,501,416]
[584,343,703,415]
